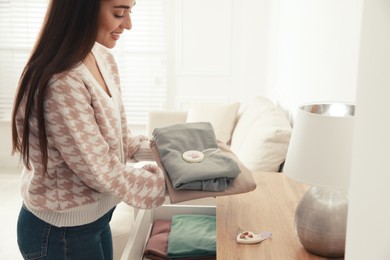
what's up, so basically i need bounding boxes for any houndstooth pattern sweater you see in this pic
[15,42,166,227]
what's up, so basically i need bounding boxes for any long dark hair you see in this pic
[11,0,100,172]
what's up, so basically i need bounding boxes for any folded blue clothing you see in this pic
[167,214,216,259]
[152,122,241,191]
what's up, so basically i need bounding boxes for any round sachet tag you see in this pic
[182,150,204,163]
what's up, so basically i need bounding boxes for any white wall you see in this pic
[166,0,362,112]
[345,0,390,259]
[166,0,271,109]
[267,0,362,112]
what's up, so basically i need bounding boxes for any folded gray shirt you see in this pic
[152,122,241,191]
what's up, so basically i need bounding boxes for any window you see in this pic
[0,0,47,121]
[0,0,167,125]
[112,0,167,125]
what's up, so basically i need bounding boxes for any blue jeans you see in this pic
[17,205,115,260]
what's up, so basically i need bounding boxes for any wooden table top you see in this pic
[216,172,344,260]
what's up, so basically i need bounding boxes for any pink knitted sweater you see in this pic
[15,42,166,227]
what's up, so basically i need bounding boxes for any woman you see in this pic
[11,0,166,259]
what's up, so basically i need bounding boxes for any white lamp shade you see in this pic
[283,103,355,189]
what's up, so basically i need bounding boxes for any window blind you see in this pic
[0,0,47,121]
[0,0,166,125]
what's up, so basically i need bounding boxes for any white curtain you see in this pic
[0,0,166,124]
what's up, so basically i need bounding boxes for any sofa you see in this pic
[110,96,292,259]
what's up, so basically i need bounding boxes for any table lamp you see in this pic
[283,102,355,257]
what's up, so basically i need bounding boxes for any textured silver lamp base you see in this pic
[295,186,349,258]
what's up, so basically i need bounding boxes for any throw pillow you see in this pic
[230,97,292,172]
[186,102,240,144]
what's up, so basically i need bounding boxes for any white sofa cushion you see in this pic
[186,102,240,144]
[147,110,187,138]
[230,97,292,172]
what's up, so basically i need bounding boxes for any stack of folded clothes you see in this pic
[152,122,241,192]
[144,214,216,260]
[150,122,257,204]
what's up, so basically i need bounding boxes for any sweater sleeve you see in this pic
[44,74,165,209]
[127,134,155,162]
